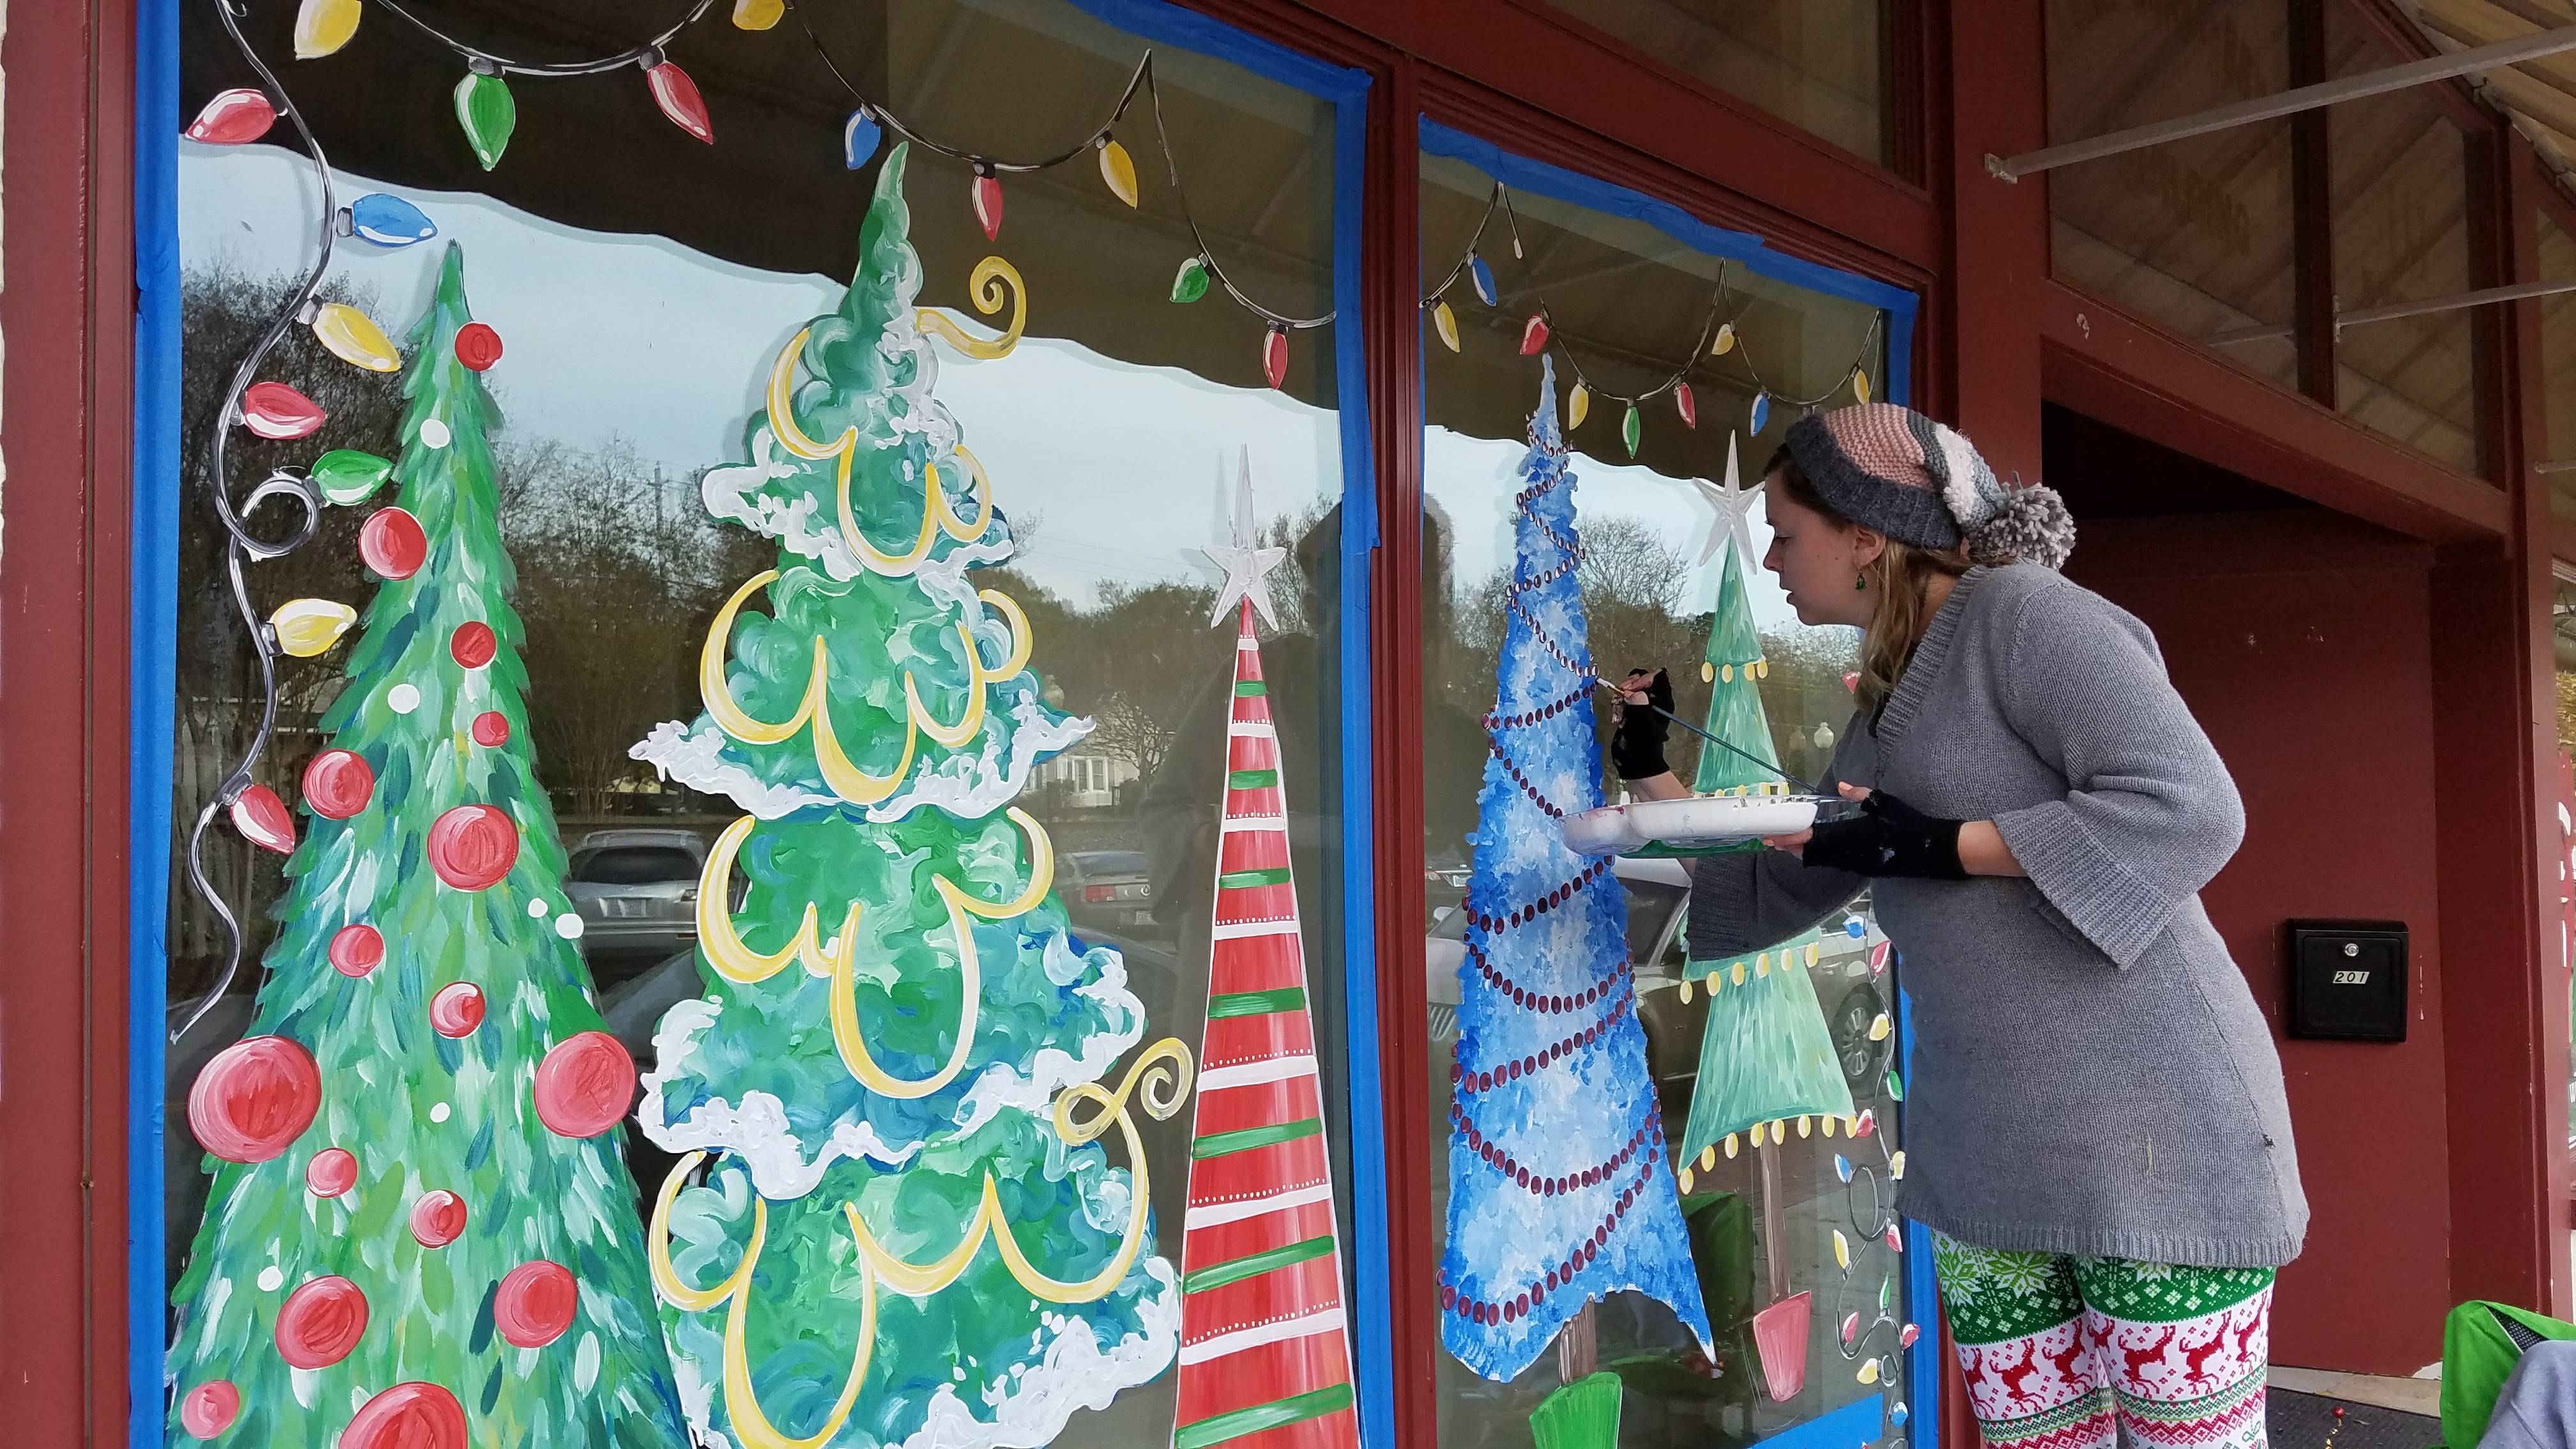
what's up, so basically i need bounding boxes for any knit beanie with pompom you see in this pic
[1780,402,2076,570]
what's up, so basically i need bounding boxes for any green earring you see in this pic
[1855,572,1867,591]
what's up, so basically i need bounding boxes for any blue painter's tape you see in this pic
[1052,6,1386,1445]
[1901,983,1940,1449]
[1418,117,1920,410]
[132,0,181,1443]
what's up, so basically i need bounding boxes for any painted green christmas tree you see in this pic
[1673,539,1854,1186]
[631,144,1189,1449]
[166,243,688,1449]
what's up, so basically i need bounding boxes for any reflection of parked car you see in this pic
[564,829,708,973]
[1061,850,1159,936]
[1427,859,1884,1091]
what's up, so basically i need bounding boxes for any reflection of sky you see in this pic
[181,142,1810,629]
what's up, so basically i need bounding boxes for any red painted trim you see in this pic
[1363,53,1438,1448]
[1284,0,1943,275]
[1,0,136,1439]
[2292,0,2338,406]
[2039,280,2509,540]
[2337,0,2506,141]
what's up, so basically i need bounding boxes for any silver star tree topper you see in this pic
[1693,430,1763,566]
[1204,447,1288,629]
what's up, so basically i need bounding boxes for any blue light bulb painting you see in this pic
[346,194,436,249]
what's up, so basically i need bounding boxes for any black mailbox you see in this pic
[2286,920,2408,1042]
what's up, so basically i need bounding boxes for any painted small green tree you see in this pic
[167,243,687,1449]
[631,143,1188,1449]
[1673,539,1855,1181]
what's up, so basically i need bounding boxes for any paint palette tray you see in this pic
[1561,793,1821,857]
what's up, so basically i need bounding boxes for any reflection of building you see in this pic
[1033,749,1138,809]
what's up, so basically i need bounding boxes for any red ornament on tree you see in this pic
[426,804,518,890]
[178,1381,240,1439]
[302,747,374,820]
[229,783,297,854]
[359,506,427,580]
[532,1031,635,1138]
[188,1035,321,1163]
[328,923,383,977]
[240,380,326,439]
[645,59,715,143]
[428,981,486,1037]
[185,88,275,145]
[410,1189,468,1248]
[449,620,496,668]
[341,1382,467,1449]
[494,1260,578,1347]
[306,1146,358,1197]
[273,1275,369,1369]
[452,321,503,372]
[470,710,510,746]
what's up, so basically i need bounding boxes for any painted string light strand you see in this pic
[785,2,1331,343]
[371,0,719,79]
[179,0,348,1045]
[1426,181,1887,439]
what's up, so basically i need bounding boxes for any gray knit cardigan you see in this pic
[1687,563,2308,1268]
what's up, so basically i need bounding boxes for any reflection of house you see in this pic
[1034,749,1137,809]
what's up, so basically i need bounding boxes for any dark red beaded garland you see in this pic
[1437,1159,1660,1326]
[1483,680,1590,733]
[1448,984,1635,1097]
[1450,1099,1661,1199]
[1487,738,1567,820]
[1464,857,1611,935]
[1466,939,1626,1013]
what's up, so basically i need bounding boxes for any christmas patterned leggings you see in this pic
[1930,1230,2274,1449]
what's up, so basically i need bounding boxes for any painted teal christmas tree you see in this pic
[165,243,687,1449]
[630,144,1191,1448]
[1673,539,1855,1184]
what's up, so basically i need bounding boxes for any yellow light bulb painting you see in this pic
[1568,383,1590,429]
[1868,1013,1892,1041]
[294,0,361,58]
[1832,1230,1850,1269]
[312,302,399,372]
[732,0,785,28]
[271,598,356,657]
[1098,139,1138,207]
[1854,367,1874,404]
[1432,300,1460,353]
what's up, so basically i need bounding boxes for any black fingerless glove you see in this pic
[1800,790,1967,879]
[1609,668,1674,780]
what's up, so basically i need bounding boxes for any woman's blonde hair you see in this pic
[1768,448,1970,715]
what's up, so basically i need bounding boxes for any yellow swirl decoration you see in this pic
[760,324,1000,579]
[698,572,1032,807]
[698,816,862,985]
[916,256,1026,361]
[827,808,1054,1098]
[844,1036,1195,1302]
[649,1154,874,1449]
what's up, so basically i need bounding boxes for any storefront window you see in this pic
[165,4,1359,1446]
[1538,0,1894,167]
[2538,213,2576,521]
[2326,3,2480,475]
[2556,582,2576,1146]
[2046,0,2298,388]
[1420,140,1919,1447]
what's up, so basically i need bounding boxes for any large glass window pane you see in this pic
[2046,0,2299,388]
[168,6,1352,1446]
[1538,0,1892,167]
[2538,213,2576,521]
[1422,148,1916,1447]
[2327,3,2481,474]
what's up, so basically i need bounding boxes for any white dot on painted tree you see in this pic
[429,1101,451,1123]
[257,1266,284,1292]
[387,683,420,714]
[555,913,585,940]
[419,418,452,449]
[527,898,549,918]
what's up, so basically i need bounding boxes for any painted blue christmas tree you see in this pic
[1439,356,1713,1384]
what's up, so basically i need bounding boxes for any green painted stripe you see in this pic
[1176,1384,1355,1449]
[1180,1235,1335,1295]
[1226,769,1279,789]
[1234,680,1267,696]
[1207,987,1305,1018]
[1216,866,1293,889]
[1193,1117,1321,1160]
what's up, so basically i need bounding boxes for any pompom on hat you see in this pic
[1781,402,2076,570]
